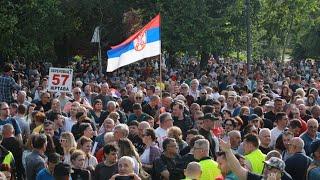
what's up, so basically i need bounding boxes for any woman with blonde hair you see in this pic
[239,106,250,116]
[167,126,188,151]
[60,132,77,164]
[77,136,98,170]
[70,149,91,180]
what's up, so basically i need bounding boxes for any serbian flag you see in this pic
[107,14,161,72]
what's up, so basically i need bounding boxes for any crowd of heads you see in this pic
[0,58,319,179]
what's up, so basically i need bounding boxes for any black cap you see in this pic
[248,114,259,121]
[199,113,219,121]
[54,163,73,177]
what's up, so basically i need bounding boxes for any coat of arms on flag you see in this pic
[134,31,147,51]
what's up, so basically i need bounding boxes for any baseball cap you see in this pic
[199,113,219,121]
[264,157,285,172]
[248,114,259,121]
[310,139,320,154]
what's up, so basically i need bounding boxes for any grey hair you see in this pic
[194,139,210,152]
[159,112,172,123]
[114,123,129,138]
[107,101,117,109]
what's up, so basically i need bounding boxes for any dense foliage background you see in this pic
[0,0,319,66]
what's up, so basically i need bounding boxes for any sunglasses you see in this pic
[136,97,143,99]
[74,92,81,94]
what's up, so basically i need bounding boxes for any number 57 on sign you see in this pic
[48,67,73,93]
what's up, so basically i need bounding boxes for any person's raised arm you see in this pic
[219,139,248,180]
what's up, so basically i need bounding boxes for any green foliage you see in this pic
[0,0,319,62]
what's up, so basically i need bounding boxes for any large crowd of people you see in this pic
[0,57,320,180]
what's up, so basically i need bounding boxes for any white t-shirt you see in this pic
[155,127,167,150]
[140,147,150,164]
[270,127,284,148]
[63,117,76,132]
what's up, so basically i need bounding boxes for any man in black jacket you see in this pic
[285,137,312,180]
[153,138,184,180]
[1,124,23,180]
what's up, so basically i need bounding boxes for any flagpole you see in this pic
[98,28,102,75]
[159,14,162,100]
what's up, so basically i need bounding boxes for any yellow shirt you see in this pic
[245,149,266,175]
[199,157,221,180]
[33,124,44,134]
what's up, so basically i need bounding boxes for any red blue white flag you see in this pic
[107,14,161,72]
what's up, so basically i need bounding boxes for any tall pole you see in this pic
[98,27,102,75]
[246,0,252,72]
[159,14,162,100]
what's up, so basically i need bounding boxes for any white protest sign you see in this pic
[48,67,73,92]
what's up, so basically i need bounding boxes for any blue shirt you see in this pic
[0,117,21,135]
[300,132,320,156]
[36,168,73,180]
[226,171,239,180]
[36,168,54,180]
[308,161,320,180]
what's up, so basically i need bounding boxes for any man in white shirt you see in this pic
[155,112,173,150]
[63,102,80,132]
[270,112,288,148]
[189,79,200,101]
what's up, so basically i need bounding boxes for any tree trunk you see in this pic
[200,51,209,69]
[281,14,294,62]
